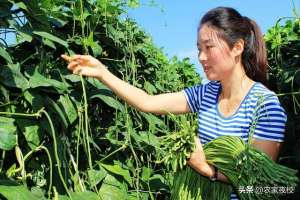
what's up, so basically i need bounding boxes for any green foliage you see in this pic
[0,0,201,199]
[0,116,17,150]
[265,16,300,199]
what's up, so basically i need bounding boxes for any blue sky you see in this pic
[128,0,300,77]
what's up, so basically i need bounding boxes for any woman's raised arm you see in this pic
[62,54,190,115]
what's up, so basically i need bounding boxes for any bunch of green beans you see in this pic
[157,120,197,172]
[205,135,299,200]
[157,120,232,200]
[160,131,298,200]
[170,166,232,200]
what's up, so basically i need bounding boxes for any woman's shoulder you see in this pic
[250,82,284,110]
[251,82,279,100]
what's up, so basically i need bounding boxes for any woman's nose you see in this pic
[198,50,207,62]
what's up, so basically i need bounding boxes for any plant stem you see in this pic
[100,144,127,162]
[41,110,71,198]
[0,111,41,118]
[23,146,54,198]
[40,146,53,198]
[80,75,93,170]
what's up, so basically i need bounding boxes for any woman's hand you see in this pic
[61,54,107,79]
[187,136,214,177]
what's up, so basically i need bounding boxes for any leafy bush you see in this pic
[0,0,200,199]
[265,16,300,199]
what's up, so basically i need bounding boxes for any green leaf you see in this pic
[0,46,12,63]
[42,38,56,49]
[14,2,28,11]
[45,97,68,129]
[29,69,68,93]
[0,63,29,90]
[49,16,67,28]
[24,90,44,112]
[30,187,47,200]
[0,117,17,150]
[141,167,152,181]
[64,74,81,83]
[144,81,157,94]
[100,163,132,186]
[148,174,168,191]
[0,180,41,200]
[138,131,160,149]
[88,169,107,187]
[99,183,127,200]
[87,77,110,90]
[141,112,166,130]
[99,174,128,200]
[58,94,77,124]
[83,32,102,56]
[16,119,40,150]
[90,93,125,112]
[33,31,68,47]
[127,192,149,200]
[7,19,32,43]
[69,191,99,200]
[127,0,140,8]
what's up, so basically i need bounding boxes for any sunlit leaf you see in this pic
[88,169,107,187]
[29,69,69,93]
[98,174,128,200]
[0,182,42,200]
[0,117,17,150]
[58,94,77,124]
[33,31,68,47]
[127,0,140,8]
[100,163,132,186]
[0,46,12,63]
[141,166,152,181]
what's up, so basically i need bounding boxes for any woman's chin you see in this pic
[205,73,218,81]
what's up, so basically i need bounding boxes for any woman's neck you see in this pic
[219,64,254,99]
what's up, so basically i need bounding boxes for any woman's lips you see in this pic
[203,65,210,72]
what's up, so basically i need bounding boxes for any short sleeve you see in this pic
[252,95,287,142]
[182,84,204,113]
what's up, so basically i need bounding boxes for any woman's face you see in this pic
[197,24,236,81]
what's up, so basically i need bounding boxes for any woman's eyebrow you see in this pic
[197,39,213,46]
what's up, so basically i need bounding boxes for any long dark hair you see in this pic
[199,7,268,85]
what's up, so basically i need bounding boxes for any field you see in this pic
[0,1,299,199]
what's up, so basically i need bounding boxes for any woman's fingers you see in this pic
[61,54,88,63]
[73,66,82,75]
[67,61,79,71]
[194,136,202,150]
[61,54,73,62]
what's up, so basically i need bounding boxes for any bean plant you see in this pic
[0,0,299,200]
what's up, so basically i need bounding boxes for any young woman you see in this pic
[62,7,287,199]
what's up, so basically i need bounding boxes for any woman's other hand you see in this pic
[187,136,214,177]
[61,54,107,79]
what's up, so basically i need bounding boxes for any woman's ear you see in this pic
[232,39,244,57]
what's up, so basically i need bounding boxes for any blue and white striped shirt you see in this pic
[183,81,287,200]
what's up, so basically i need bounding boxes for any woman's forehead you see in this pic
[198,25,219,42]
